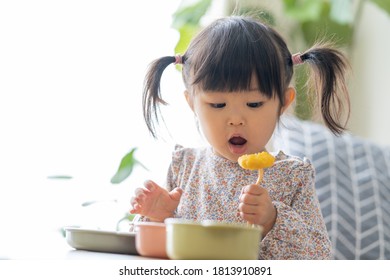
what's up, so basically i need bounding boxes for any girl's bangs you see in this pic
[194,50,255,93]
[189,17,282,98]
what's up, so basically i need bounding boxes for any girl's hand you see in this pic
[239,184,277,236]
[130,180,183,222]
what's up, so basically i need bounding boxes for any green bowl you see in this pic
[165,218,262,260]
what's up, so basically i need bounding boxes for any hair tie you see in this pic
[292,52,303,65]
[174,54,182,65]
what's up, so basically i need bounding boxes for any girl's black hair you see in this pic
[143,16,350,138]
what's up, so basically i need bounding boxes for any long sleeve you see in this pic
[259,159,332,259]
[143,146,331,259]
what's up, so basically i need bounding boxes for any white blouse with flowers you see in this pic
[163,145,332,260]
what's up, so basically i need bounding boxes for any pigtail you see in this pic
[299,44,350,135]
[142,56,178,138]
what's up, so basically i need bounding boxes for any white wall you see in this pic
[349,2,390,146]
[0,0,193,257]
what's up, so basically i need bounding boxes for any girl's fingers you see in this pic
[134,187,148,196]
[239,212,256,223]
[239,193,260,205]
[241,184,265,195]
[132,188,148,207]
[130,188,149,213]
[169,187,183,201]
[238,202,259,215]
[130,196,136,206]
[130,197,140,213]
[130,195,143,207]
[144,180,158,191]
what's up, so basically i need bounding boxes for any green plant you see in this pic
[51,147,146,234]
[278,0,389,119]
[172,0,213,55]
[110,147,147,184]
[85,147,146,230]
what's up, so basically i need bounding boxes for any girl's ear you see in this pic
[280,87,296,114]
[184,90,194,112]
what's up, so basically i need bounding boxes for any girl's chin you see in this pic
[212,148,240,162]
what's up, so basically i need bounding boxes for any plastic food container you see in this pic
[134,222,168,259]
[165,219,262,260]
[64,227,137,255]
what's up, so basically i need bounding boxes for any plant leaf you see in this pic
[81,199,117,207]
[370,0,390,16]
[300,2,353,47]
[110,148,144,184]
[116,213,136,231]
[171,0,212,29]
[47,175,73,180]
[282,0,323,22]
[174,24,200,55]
[172,0,212,55]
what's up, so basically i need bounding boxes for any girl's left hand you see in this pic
[239,184,277,236]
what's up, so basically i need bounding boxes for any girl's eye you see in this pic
[247,102,264,108]
[210,103,226,108]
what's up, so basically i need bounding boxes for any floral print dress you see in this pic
[164,145,332,260]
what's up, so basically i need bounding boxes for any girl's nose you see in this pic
[229,120,244,126]
[228,115,245,126]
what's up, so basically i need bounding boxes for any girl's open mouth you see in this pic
[228,136,247,154]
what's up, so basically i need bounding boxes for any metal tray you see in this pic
[64,227,138,255]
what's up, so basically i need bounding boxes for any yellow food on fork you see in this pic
[238,151,275,184]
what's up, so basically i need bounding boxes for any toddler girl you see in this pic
[130,16,350,259]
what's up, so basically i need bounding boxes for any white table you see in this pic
[1,229,156,260]
[64,249,154,260]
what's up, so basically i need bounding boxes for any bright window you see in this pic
[0,0,204,256]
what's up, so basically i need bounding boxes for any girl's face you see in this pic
[186,80,295,162]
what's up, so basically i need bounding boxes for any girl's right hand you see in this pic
[130,180,183,222]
